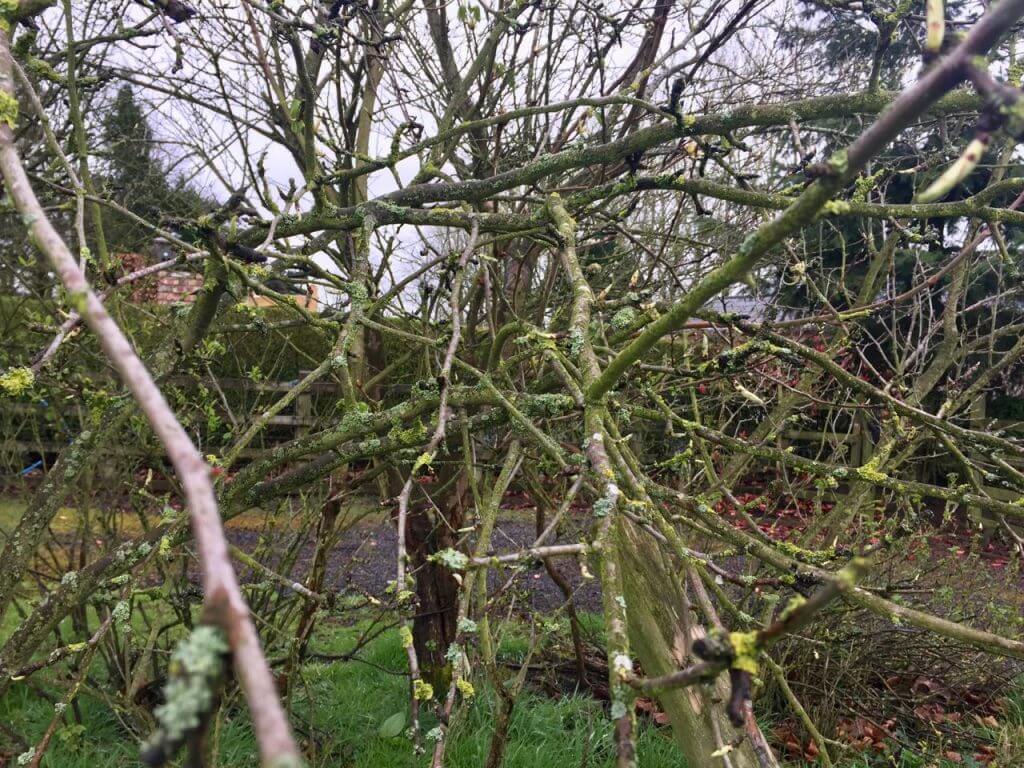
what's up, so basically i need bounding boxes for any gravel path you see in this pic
[227,517,604,612]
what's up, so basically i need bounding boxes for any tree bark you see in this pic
[618,519,763,768]
[404,471,470,691]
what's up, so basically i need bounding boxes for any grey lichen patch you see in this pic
[142,626,227,760]
[112,600,131,633]
[593,482,620,517]
[429,547,469,571]
[521,393,573,418]
[610,307,637,332]
[357,437,381,453]
[567,327,584,358]
[343,280,368,302]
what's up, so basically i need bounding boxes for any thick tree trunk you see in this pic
[406,503,461,691]
[617,519,766,768]
[403,471,470,691]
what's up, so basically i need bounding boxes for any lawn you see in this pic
[0,618,685,768]
[6,611,1019,768]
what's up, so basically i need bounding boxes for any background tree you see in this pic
[99,85,207,254]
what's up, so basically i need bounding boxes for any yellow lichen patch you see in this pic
[413,678,434,701]
[779,595,806,621]
[777,540,836,565]
[0,366,34,397]
[728,631,760,674]
[823,200,851,215]
[856,455,888,483]
[456,678,475,699]
[0,90,18,129]
[0,0,17,33]
[399,625,414,648]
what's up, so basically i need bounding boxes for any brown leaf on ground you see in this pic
[771,721,821,761]
[836,717,891,752]
[914,703,962,724]
[974,714,1000,729]
[634,697,669,725]
[912,676,953,701]
[771,723,806,758]
[974,744,997,764]
[803,738,820,761]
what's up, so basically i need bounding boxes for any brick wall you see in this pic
[154,272,204,305]
[116,252,203,305]
[118,251,317,309]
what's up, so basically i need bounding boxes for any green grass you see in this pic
[3,487,1022,768]
[0,685,141,768]
[1,619,683,768]
[296,623,682,768]
[0,495,27,531]
[4,617,1024,768]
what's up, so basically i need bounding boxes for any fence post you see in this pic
[856,412,873,466]
[295,392,312,439]
[967,394,992,540]
[294,371,313,439]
